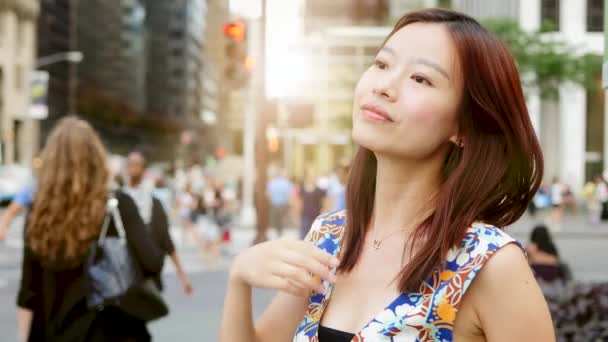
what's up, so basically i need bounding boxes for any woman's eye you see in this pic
[374,60,388,70]
[411,75,431,86]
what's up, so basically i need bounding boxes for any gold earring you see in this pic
[456,139,464,148]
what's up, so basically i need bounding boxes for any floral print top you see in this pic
[293,210,522,342]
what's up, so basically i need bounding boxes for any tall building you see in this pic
[520,0,604,191]
[389,0,440,20]
[280,26,389,175]
[202,0,229,151]
[452,0,518,19]
[77,0,146,112]
[37,0,77,142]
[0,0,39,164]
[304,0,389,32]
[273,0,396,175]
[145,0,207,120]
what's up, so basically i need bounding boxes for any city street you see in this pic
[0,209,606,340]
[0,213,282,341]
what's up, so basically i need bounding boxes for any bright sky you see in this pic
[229,0,309,98]
[265,0,307,98]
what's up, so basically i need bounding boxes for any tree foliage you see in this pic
[484,19,602,99]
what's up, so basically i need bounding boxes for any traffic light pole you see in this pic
[603,0,608,171]
[253,0,270,244]
[240,0,269,244]
[239,19,260,232]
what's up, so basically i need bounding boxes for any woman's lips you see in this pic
[361,104,393,123]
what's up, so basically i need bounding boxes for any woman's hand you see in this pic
[230,239,338,297]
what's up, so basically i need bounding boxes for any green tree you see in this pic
[484,19,602,99]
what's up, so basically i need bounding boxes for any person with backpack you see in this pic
[17,117,165,341]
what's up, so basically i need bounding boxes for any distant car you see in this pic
[0,165,32,207]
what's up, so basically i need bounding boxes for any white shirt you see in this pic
[124,183,154,224]
[551,183,563,205]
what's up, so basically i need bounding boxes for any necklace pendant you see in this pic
[373,239,381,250]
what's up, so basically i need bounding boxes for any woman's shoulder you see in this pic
[460,222,522,254]
[444,223,524,283]
[305,210,347,250]
[440,223,531,311]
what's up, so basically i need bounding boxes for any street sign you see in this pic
[29,71,49,119]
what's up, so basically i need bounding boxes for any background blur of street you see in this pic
[0,0,607,340]
[0,208,607,340]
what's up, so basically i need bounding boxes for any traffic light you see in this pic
[224,20,250,88]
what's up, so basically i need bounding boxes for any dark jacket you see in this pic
[17,191,165,341]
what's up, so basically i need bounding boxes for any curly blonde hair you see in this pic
[27,117,109,266]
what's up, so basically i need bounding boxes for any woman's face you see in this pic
[352,22,464,160]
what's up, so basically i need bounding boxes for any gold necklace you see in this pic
[372,225,409,250]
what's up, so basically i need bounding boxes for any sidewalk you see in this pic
[164,224,300,274]
[508,210,608,238]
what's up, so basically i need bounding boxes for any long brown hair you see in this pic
[340,8,543,292]
[27,117,109,267]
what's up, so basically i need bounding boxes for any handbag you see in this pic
[86,196,169,322]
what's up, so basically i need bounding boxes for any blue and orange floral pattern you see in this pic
[293,211,522,342]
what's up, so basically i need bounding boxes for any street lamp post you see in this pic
[35,51,83,68]
[603,0,608,170]
[233,0,268,242]
[36,50,83,116]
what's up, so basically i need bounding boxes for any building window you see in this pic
[540,0,560,31]
[587,0,604,32]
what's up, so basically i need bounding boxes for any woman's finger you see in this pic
[271,261,324,293]
[287,240,340,269]
[268,276,311,297]
[282,249,335,283]
[286,279,312,297]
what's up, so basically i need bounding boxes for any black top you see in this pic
[318,325,356,342]
[17,191,165,342]
[148,197,174,290]
[299,185,326,219]
[531,263,565,283]
[149,197,175,255]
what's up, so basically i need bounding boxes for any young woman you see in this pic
[17,117,165,341]
[526,225,569,286]
[221,8,554,341]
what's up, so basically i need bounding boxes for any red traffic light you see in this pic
[224,21,246,42]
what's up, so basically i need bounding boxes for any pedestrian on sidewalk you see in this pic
[597,175,608,222]
[266,168,293,237]
[0,182,35,240]
[583,175,602,224]
[177,181,201,245]
[17,117,165,341]
[124,150,193,296]
[192,196,220,268]
[326,162,349,213]
[220,8,553,342]
[550,176,565,225]
[526,224,571,289]
[295,171,327,239]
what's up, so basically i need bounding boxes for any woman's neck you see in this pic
[372,154,443,236]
